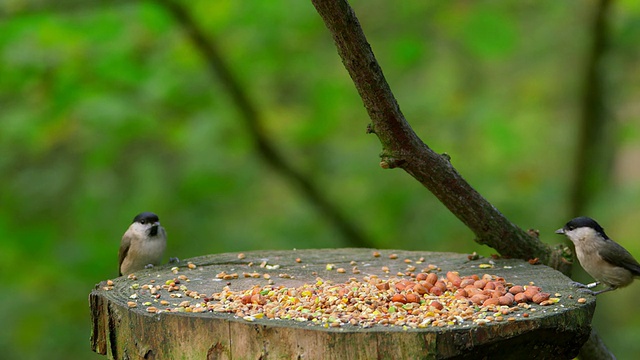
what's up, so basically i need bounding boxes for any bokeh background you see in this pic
[1,0,640,358]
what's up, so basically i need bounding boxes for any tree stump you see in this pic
[90,249,594,359]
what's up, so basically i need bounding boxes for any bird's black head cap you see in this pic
[133,212,160,225]
[563,216,609,239]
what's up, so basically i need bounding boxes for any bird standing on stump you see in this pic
[118,212,167,276]
[556,216,640,295]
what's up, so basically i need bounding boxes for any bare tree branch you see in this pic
[310,0,570,271]
[311,1,617,358]
[157,0,372,248]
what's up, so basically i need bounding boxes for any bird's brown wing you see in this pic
[599,240,640,276]
[118,232,132,276]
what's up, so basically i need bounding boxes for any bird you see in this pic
[118,212,167,276]
[555,216,640,295]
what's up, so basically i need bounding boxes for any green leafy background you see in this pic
[1,1,640,358]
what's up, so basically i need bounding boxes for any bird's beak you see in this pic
[555,228,565,235]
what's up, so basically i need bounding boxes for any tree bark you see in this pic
[310,0,569,272]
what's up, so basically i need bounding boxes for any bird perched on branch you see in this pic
[556,216,640,295]
[118,212,167,276]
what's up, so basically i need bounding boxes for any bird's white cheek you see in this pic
[567,237,581,245]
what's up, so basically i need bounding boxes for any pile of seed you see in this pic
[109,259,576,328]
[203,271,558,328]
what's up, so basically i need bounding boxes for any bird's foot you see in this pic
[144,263,155,269]
[571,281,615,295]
[591,287,616,295]
[169,257,180,263]
[570,281,599,289]
[576,288,597,295]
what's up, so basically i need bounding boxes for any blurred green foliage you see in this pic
[1,0,640,358]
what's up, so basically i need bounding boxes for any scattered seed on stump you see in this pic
[123,264,568,328]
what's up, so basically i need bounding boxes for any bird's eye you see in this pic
[140,219,146,224]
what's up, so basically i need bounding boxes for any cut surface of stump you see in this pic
[90,249,594,359]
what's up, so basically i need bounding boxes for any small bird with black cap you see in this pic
[118,212,167,276]
[556,216,640,295]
